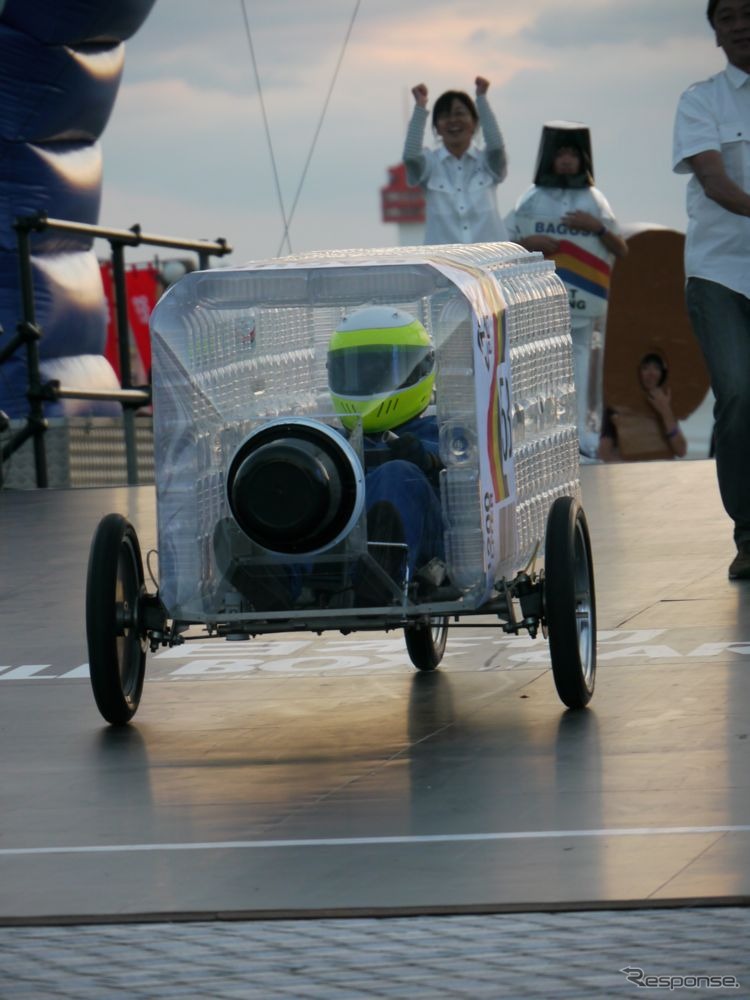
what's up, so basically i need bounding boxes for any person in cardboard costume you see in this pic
[506,121,628,458]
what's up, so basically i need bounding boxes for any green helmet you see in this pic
[327,306,435,433]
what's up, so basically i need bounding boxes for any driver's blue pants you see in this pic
[365,459,444,574]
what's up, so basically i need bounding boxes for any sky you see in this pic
[98,0,727,268]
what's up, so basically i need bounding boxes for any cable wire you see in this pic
[275,0,363,256]
[239,0,293,254]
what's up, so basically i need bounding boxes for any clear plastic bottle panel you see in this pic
[150,244,579,621]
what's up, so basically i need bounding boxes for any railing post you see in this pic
[15,223,48,488]
[198,238,227,272]
[2,212,233,490]
[110,240,139,485]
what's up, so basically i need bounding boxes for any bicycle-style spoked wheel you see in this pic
[544,496,596,709]
[404,616,449,672]
[86,513,148,725]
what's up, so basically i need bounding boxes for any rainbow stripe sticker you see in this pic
[554,239,611,301]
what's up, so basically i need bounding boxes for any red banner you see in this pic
[100,262,159,384]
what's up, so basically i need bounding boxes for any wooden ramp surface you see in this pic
[1,459,748,923]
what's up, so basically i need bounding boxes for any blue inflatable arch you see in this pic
[0,0,157,417]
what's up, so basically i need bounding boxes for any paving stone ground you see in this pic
[1,907,748,999]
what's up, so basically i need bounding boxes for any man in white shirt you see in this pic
[673,0,750,579]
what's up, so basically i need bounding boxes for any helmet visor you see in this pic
[328,344,434,397]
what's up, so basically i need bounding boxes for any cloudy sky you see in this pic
[99,0,726,267]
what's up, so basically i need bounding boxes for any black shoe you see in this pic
[729,541,750,580]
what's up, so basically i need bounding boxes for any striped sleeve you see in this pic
[477,93,507,183]
[403,104,429,186]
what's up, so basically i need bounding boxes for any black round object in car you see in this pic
[226,420,363,554]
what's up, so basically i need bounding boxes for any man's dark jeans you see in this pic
[686,277,750,544]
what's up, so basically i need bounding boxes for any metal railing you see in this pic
[0,212,232,487]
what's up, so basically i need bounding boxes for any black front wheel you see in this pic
[86,513,147,725]
[404,617,449,672]
[544,496,596,709]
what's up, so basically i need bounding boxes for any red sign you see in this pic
[380,163,425,225]
[100,261,159,384]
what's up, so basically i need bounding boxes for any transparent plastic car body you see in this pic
[85,243,596,724]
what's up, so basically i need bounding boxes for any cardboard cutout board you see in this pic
[603,226,710,460]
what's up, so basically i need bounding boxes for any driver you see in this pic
[327,305,445,594]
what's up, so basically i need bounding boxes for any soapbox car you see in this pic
[85,243,596,725]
